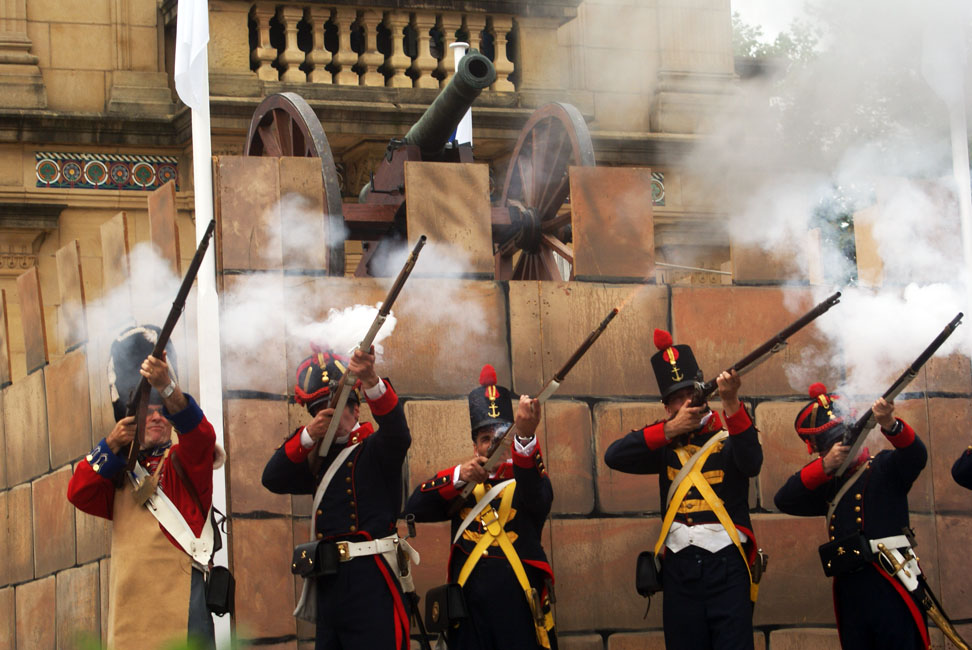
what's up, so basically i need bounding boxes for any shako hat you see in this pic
[107,324,178,422]
[467,364,514,438]
[794,382,846,453]
[294,345,359,416]
[650,329,703,402]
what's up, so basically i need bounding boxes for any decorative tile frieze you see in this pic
[35,152,179,191]
[651,171,665,206]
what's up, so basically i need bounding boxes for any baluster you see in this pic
[464,14,485,52]
[305,6,333,83]
[276,6,305,82]
[489,15,515,91]
[250,3,278,81]
[410,12,439,89]
[357,9,384,86]
[438,12,463,86]
[383,11,411,88]
[332,6,358,85]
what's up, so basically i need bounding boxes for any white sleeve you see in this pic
[363,378,387,400]
[299,427,314,449]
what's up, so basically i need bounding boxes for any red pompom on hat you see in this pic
[808,382,828,399]
[479,363,497,386]
[653,329,673,351]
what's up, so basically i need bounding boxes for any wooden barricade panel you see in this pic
[148,180,181,276]
[0,289,10,386]
[278,157,327,272]
[404,161,494,277]
[17,267,48,374]
[99,212,131,311]
[55,240,86,351]
[215,156,282,272]
[569,166,655,281]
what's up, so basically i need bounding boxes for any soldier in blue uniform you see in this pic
[603,329,762,650]
[262,346,415,650]
[404,364,557,650]
[774,382,930,649]
[953,444,972,489]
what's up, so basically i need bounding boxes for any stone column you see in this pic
[464,14,485,52]
[107,0,173,116]
[650,0,736,134]
[437,12,463,86]
[383,12,411,88]
[305,7,333,84]
[0,0,47,108]
[276,5,305,82]
[331,7,358,85]
[488,15,515,92]
[410,12,439,89]
[250,3,279,82]
[357,9,384,87]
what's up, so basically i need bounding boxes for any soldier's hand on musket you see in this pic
[514,395,541,439]
[140,352,171,390]
[822,442,851,475]
[349,345,379,390]
[716,369,742,415]
[459,455,489,484]
[106,416,137,454]
[306,407,336,441]
[872,397,895,430]
[665,401,708,439]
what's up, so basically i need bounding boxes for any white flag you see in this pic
[174,0,210,111]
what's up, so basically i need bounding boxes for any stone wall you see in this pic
[2,161,971,650]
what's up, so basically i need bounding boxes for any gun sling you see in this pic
[650,431,762,602]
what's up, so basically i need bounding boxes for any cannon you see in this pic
[244,50,594,280]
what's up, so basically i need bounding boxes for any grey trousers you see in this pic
[188,567,216,648]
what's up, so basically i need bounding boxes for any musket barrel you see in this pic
[403,51,496,159]
[552,307,619,381]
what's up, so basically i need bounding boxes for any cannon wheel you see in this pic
[496,103,595,281]
[244,92,345,275]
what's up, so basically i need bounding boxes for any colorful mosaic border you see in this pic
[651,171,665,207]
[35,152,179,191]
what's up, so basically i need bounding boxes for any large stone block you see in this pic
[0,291,10,388]
[594,401,666,514]
[50,23,111,70]
[216,156,282,271]
[55,240,87,350]
[606,631,766,649]
[225,399,292,516]
[927,397,972,513]
[56,563,100,649]
[221,273,289,395]
[510,282,667,398]
[0,492,7,586]
[540,400,595,515]
[405,400,472,491]
[0,587,12,650]
[74,463,110,565]
[5,357,49,485]
[936,515,972,620]
[278,157,329,273]
[923,353,972,395]
[549,517,661,631]
[408,521,452,599]
[404,162,494,277]
[46,349,92,467]
[230,517,297,641]
[282,277,510,397]
[750,514,833,626]
[570,167,655,281]
[7,484,33,584]
[15,575,55,650]
[753,400,810,511]
[559,633,604,650]
[671,287,841,397]
[32,466,75,578]
[0,392,5,489]
[767,628,840,650]
[18,267,48,374]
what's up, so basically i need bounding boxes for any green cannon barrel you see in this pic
[403,49,497,158]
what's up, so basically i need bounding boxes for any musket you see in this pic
[123,219,217,472]
[835,312,963,476]
[689,291,842,407]
[454,307,620,505]
[318,235,427,455]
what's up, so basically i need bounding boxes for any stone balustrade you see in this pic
[247,4,516,90]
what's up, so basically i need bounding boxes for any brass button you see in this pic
[830,536,835,541]
[349,525,357,532]
[829,525,835,531]
[345,477,351,483]
[855,517,862,524]
[316,509,323,516]
[350,501,356,508]
[686,517,694,524]
[316,533,323,540]
[346,489,352,495]
[855,494,861,501]
[350,513,356,519]
[346,461,353,468]
[854,506,860,512]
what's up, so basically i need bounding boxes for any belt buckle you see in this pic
[336,541,350,562]
[480,507,500,528]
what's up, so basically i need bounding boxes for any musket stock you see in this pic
[450,307,619,509]
[318,236,427,455]
[123,219,217,472]
[835,312,963,476]
[690,291,842,407]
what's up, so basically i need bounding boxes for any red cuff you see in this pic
[724,403,752,435]
[366,379,398,416]
[800,457,831,490]
[513,443,544,470]
[883,419,916,448]
[284,428,314,463]
[643,422,668,450]
[435,467,461,501]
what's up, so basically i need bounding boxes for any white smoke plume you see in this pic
[684,0,972,397]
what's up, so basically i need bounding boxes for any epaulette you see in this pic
[421,474,452,492]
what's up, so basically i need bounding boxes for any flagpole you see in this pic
[176,0,228,645]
